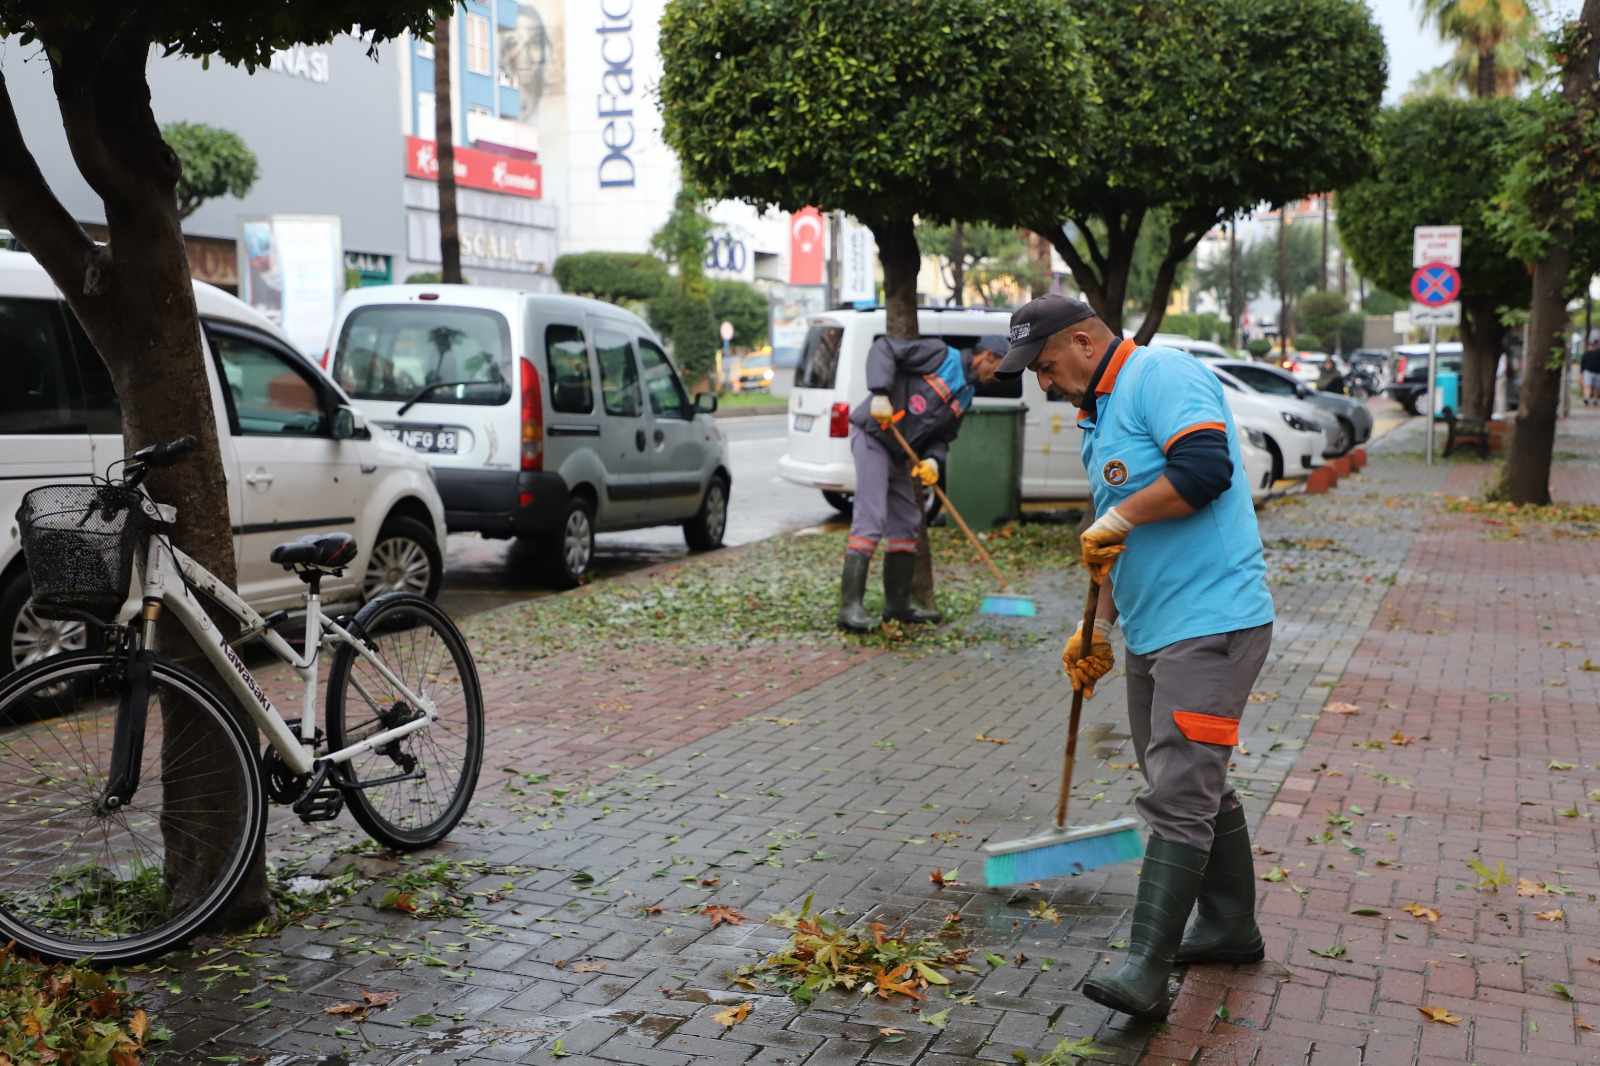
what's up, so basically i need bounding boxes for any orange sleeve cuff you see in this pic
[1163,421,1227,452]
[1172,710,1239,746]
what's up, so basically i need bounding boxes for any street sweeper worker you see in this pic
[837,335,1005,631]
[995,294,1275,1021]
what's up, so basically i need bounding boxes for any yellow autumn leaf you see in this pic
[1516,878,1550,897]
[1418,1005,1462,1025]
[712,1001,752,1027]
[1402,902,1440,923]
[1390,731,1415,747]
[1261,866,1289,882]
[1325,701,1361,715]
[1536,909,1564,922]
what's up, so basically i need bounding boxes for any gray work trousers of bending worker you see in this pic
[1125,622,1273,852]
[847,430,921,557]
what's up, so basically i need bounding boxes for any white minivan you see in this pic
[777,308,1276,509]
[0,251,447,676]
[326,286,731,587]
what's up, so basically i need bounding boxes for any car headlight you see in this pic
[1245,427,1268,449]
[762,369,773,380]
[1281,411,1319,432]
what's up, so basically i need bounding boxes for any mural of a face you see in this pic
[498,0,563,119]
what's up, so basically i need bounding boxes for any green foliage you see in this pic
[1159,312,1224,343]
[1246,338,1274,358]
[708,279,770,347]
[403,271,470,284]
[162,122,258,220]
[658,0,1091,229]
[1298,290,1353,350]
[1193,232,1272,333]
[553,251,667,304]
[1124,211,1192,318]
[0,2,446,70]
[1293,333,1324,351]
[1362,287,1408,315]
[918,222,1042,305]
[0,943,160,1062]
[1415,0,1540,98]
[648,187,719,383]
[1339,97,1532,307]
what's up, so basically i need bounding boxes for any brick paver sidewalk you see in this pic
[143,408,1600,1066]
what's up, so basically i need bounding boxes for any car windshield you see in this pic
[1229,365,1299,397]
[332,305,513,405]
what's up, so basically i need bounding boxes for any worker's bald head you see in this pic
[1034,316,1116,406]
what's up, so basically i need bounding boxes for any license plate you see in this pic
[793,414,815,432]
[392,426,458,453]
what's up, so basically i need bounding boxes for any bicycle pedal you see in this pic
[292,766,346,823]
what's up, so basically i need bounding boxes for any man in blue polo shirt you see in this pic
[996,295,1275,1021]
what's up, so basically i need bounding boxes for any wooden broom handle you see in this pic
[883,420,1008,591]
[1056,579,1101,829]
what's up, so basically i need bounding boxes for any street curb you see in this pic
[714,403,787,419]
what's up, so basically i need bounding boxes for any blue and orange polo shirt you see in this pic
[1078,341,1274,655]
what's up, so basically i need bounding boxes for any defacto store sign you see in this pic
[405,136,542,200]
[596,0,637,188]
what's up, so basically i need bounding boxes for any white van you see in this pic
[777,308,1275,509]
[326,286,731,587]
[0,251,447,676]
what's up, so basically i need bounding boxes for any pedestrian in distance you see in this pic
[836,335,1005,631]
[1581,337,1600,406]
[997,295,1276,1020]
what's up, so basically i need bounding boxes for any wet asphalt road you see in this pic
[438,413,840,617]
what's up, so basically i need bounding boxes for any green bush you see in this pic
[553,252,667,304]
[708,279,770,348]
[647,289,720,387]
[1293,333,1323,351]
[403,270,470,285]
[1246,339,1273,359]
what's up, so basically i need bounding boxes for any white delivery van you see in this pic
[326,286,731,588]
[777,308,1275,510]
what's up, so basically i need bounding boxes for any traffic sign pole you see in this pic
[1426,326,1437,465]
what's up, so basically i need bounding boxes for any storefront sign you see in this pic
[596,0,636,188]
[269,45,330,84]
[407,209,555,275]
[405,136,542,200]
[344,251,393,287]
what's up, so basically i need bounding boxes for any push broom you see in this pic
[884,420,1036,618]
[983,579,1143,886]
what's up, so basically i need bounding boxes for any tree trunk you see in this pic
[0,40,269,925]
[434,16,463,284]
[1500,0,1600,502]
[1029,231,1052,298]
[1475,45,1497,99]
[1458,295,1503,421]
[873,217,920,340]
[1228,220,1240,348]
[1033,211,1141,336]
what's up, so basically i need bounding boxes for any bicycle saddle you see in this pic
[270,532,358,571]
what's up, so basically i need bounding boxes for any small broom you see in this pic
[883,420,1035,618]
[983,579,1144,886]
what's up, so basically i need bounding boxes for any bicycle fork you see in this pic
[99,601,160,812]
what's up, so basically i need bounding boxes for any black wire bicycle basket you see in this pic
[16,484,155,623]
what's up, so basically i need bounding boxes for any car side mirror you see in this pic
[695,392,719,415]
[333,405,366,440]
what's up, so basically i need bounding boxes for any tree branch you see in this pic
[1134,207,1225,343]
[1032,219,1106,317]
[0,68,104,297]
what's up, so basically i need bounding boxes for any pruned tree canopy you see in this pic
[553,251,668,304]
[709,279,770,348]
[163,121,258,220]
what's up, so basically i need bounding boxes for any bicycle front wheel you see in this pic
[0,652,265,964]
[327,593,483,850]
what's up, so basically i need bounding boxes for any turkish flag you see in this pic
[789,207,825,286]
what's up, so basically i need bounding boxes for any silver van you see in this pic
[327,286,730,587]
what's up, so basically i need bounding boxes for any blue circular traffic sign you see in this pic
[1410,262,1461,306]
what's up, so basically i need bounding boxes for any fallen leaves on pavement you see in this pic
[974,732,1011,745]
[1022,1035,1118,1063]
[738,895,972,1006]
[1325,701,1361,715]
[1028,900,1062,925]
[1535,908,1564,922]
[0,943,155,1063]
[1402,902,1440,923]
[1390,731,1415,747]
[1418,1005,1462,1025]
[1261,866,1290,882]
[702,904,747,928]
[325,989,401,1021]
[929,867,962,889]
[711,1001,752,1027]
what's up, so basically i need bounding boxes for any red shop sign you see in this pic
[405,135,541,200]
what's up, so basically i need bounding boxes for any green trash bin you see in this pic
[943,405,1024,531]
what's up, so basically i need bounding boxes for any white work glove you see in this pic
[1081,506,1133,583]
[869,394,894,427]
[912,457,939,487]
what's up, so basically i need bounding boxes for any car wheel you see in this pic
[822,491,854,517]
[362,516,443,602]
[1400,395,1420,417]
[1263,438,1284,484]
[684,476,730,552]
[544,496,594,590]
[1333,417,1355,456]
[0,571,91,677]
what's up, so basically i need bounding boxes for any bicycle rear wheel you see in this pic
[326,593,483,850]
[0,652,264,964]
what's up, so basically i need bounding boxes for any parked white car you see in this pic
[0,251,447,676]
[778,309,1276,508]
[326,285,731,587]
[1207,365,1331,479]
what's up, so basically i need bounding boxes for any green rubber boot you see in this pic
[1176,805,1265,964]
[836,553,874,632]
[882,552,940,624]
[1082,836,1208,1020]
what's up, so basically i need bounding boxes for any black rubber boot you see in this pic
[882,553,940,624]
[1082,836,1208,1020]
[836,554,874,632]
[1175,805,1265,964]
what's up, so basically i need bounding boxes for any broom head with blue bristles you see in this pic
[980,593,1038,617]
[983,817,1144,886]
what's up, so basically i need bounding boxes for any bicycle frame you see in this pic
[138,528,437,777]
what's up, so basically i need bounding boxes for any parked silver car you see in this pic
[1208,360,1373,452]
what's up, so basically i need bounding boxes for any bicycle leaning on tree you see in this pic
[0,436,484,964]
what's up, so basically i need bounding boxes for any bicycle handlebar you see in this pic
[121,435,196,491]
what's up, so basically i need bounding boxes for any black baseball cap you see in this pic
[996,295,1097,378]
[975,335,1009,356]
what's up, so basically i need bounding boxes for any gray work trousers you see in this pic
[1125,623,1273,851]
[848,430,920,556]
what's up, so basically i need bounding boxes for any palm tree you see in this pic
[1414,0,1540,98]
